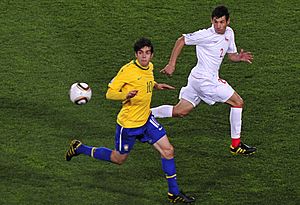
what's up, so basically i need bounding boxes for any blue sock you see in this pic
[161,158,180,195]
[76,144,92,155]
[76,144,112,162]
[93,147,112,162]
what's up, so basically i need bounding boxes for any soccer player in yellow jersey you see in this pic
[66,38,195,203]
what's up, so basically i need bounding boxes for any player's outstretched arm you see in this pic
[154,83,175,90]
[228,49,253,64]
[160,36,185,76]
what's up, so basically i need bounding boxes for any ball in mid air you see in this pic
[69,82,92,105]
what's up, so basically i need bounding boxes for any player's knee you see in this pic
[236,98,244,108]
[114,157,127,165]
[111,151,128,165]
[162,145,174,159]
[231,97,244,108]
[173,109,189,118]
[172,100,194,117]
[115,160,124,165]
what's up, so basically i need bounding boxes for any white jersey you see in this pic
[183,25,237,79]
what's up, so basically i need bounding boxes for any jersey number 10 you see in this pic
[146,81,153,93]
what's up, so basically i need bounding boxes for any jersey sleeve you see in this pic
[183,29,207,45]
[227,29,237,54]
[106,67,133,101]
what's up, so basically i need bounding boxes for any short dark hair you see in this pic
[133,37,154,54]
[212,6,230,21]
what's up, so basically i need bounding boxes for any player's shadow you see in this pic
[88,159,169,204]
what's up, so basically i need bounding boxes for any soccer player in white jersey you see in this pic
[151,5,256,155]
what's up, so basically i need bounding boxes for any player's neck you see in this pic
[134,60,149,70]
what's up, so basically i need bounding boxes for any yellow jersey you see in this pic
[106,60,155,128]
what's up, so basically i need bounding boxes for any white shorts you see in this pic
[179,74,235,107]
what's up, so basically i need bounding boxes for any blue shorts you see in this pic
[115,114,166,154]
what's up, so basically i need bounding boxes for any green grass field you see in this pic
[1,1,299,204]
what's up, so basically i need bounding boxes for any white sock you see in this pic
[230,107,242,139]
[151,105,173,118]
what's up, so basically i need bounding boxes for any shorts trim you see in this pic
[179,96,197,107]
[149,118,160,128]
[119,126,123,151]
[222,89,235,103]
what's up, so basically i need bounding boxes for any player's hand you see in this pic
[160,64,175,76]
[239,49,253,64]
[154,83,175,90]
[126,90,138,99]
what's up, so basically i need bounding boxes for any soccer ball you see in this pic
[69,82,92,105]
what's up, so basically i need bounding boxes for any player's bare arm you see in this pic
[161,36,185,76]
[154,83,175,90]
[228,49,253,64]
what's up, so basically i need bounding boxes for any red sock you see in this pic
[231,138,241,148]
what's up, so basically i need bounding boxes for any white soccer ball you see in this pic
[69,82,92,105]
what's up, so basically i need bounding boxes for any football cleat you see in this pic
[230,142,256,155]
[65,139,82,161]
[168,192,195,204]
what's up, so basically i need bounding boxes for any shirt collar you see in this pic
[134,60,149,70]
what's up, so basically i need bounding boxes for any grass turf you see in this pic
[0,1,299,204]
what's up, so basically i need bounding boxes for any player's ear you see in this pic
[227,17,230,25]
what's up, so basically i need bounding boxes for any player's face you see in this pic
[211,16,229,34]
[135,46,153,67]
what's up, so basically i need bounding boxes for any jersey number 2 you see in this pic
[220,48,224,58]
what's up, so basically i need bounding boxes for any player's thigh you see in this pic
[143,115,167,144]
[176,84,199,116]
[114,124,138,154]
[214,79,235,103]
